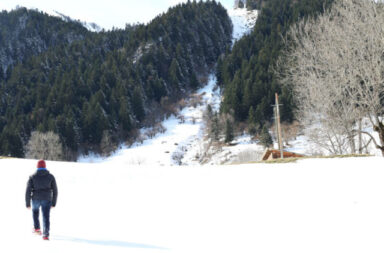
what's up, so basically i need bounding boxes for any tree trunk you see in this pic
[358,119,363,154]
[348,134,356,154]
[374,122,384,157]
[379,135,384,157]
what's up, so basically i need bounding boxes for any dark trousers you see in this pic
[32,199,51,237]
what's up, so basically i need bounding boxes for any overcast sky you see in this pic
[0,0,234,30]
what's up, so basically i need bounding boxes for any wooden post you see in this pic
[275,93,284,158]
[274,106,279,148]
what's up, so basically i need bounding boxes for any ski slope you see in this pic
[1,156,384,253]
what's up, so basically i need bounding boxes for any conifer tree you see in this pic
[0,129,24,157]
[225,118,234,143]
[189,72,199,89]
[259,125,273,148]
[248,106,256,125]
[119,98,132,132]
[132,87,145,122]
[211,113,220,141]
[248,106,258,136]
[169,58,181,89]
[216,56,224,85]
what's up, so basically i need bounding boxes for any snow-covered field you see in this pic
[2,156,384,253]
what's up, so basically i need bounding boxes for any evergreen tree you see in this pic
[132,87,145,122]
[225,119,234,143]
[248,106,259,136]
[169,58,181,89]
[211,113,220,141]
[259,125,273,148]
[118,98,132,132]
[189,72,199,89]
[0,129,24,157]
[216,56,224,85]
[83,102,108,145]
[248,106,256,125]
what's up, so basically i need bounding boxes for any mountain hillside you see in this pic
[76,4,259,166]
[0,1,232,159]
[0,7,89,75]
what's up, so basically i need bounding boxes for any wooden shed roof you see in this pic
[261,149,305,161]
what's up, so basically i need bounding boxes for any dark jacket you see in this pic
[26,169,58,208]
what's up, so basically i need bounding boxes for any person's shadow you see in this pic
[54,236,168,250]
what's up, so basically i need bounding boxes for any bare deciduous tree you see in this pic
[278,0,384,156]
[281,121,301,146]
[26,131,64,160]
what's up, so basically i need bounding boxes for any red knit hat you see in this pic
[37,160,46,168]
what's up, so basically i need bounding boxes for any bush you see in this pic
[25,131,64,161]
[234,149,264,163]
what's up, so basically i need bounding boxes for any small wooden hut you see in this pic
[261,149,304,161]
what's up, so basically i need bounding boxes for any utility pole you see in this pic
[274,93,284,158]
[274,106,279,148]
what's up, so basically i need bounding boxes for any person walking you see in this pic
[26,160,58,240]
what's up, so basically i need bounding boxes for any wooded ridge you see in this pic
[0,1,232,159]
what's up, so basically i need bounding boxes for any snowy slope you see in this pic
[228,7,258,42]
[2,156,384,253]
[48,10,102,32]
[22,8,103,32]
[79,75,220,166]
